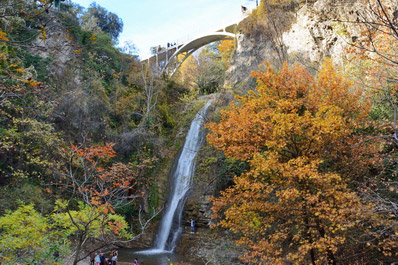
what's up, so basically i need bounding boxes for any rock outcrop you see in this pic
[30,12,81,87]
[226,0,365,90]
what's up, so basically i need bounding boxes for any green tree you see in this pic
[85,3,123,41]
[0,204,70,265]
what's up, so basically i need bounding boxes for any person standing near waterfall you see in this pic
[190,219,195,234]
[94,253,101,265]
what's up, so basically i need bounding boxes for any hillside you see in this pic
[0,1,204,264]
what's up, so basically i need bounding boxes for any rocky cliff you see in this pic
[227,0,365,90]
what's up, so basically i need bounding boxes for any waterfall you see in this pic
[141,100,212,254]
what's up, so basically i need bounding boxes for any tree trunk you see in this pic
[73,233,84,265]
[304,214,317,265]
[316,220,337,265]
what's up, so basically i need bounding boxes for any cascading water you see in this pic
[140,100,212,254]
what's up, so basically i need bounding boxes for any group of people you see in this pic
[91,250,118,265]
[155,42,178,53]
[167,42,177,48]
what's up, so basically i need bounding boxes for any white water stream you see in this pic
[140,101,212,254]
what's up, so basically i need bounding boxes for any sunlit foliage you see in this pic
[217,40,235,68]
[207,60,380,264]
[0,204,70,265]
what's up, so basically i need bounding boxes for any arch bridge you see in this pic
[142,20,243,78]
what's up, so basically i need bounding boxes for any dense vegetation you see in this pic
[3,0,398,264]
[0,0,231,264]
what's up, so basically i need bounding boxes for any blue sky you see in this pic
[71,0,256,59]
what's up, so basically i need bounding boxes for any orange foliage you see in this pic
[0,30,9,41]
[207,60,371,161]
[63,143,135,210]
[207,60,376,264]
[72,142,116,162]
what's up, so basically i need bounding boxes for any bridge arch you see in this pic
[143,27,238,78]
[161,32,235,77]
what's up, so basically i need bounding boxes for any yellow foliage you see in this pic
[217,40,235,67]
[38,25,47,40]
[175,53,199,91]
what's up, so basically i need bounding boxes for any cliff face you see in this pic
[226,0,365,90]
[28,13,80,84]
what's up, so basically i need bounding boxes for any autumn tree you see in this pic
[346,0,398,150]
[352,0,398,65]
[175,53,199,94]
[51,200,132,265]
[196,47,226,94]
[346,0,398,128]
[207,60,379,264]
[54,142,158,265]
[125,61,167,129]
[0,0,60,45]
